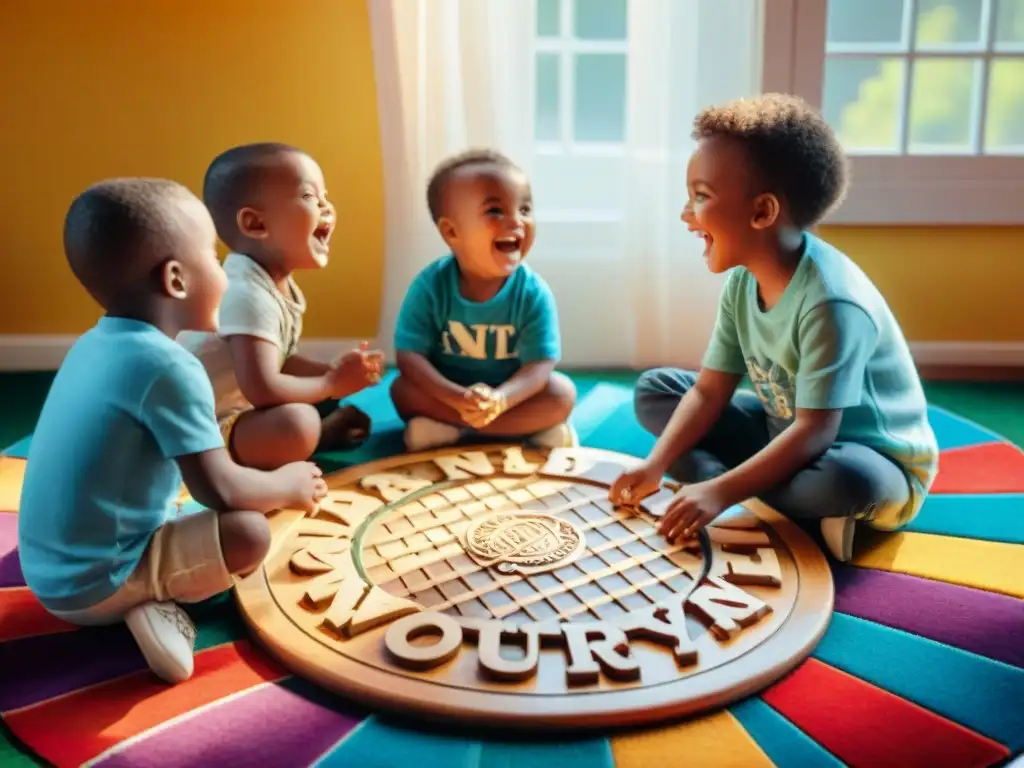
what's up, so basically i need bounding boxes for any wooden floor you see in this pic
[916,364,1024,381]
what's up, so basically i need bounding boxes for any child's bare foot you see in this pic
[317,405,372,451]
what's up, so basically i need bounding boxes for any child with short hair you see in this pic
[179,143,383,471]
[609,94,939,563]
[390,149,577,451]
[19,178,328,684]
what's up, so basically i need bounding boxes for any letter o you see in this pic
[384,611,464,670]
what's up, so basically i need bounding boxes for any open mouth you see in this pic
[693,228,713,255]
[313,219,333,247]
[494,234,522,258]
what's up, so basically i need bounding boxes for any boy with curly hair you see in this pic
[610,94,938,562]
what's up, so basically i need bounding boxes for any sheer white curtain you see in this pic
[369,0,762,368]
[368,0,536,360]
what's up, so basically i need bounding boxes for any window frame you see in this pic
[763,0,1024,225]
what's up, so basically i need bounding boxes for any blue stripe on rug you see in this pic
[583,398,655,458]
[569,383,632,443]
[927,405,1002,451]
[1,436,31,459]
[812,612,1024,750]
[729,697,845,767]
[478,739,613,768]
[908,493,1024,544]
[313,716,481,768]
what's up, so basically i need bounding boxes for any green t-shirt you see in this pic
[702,233,938,529]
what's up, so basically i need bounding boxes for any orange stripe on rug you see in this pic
[853,529,1024,598]
[762,658,1009,768]
[0,457,25,514]
[610,709,775,767]
[0,588,77,641]
[4,640,286,768]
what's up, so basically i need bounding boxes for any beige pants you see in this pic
[49,508,233,626]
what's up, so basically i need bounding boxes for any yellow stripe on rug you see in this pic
[610,710,775,768]
[854,529,1024,598]
[0,457,25,514]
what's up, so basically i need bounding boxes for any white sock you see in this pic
[529,422,579,449]
[125,601,197,684]
[404,417,463,452]
[821,517,856,562]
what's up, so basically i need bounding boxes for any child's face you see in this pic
[439,165,535,280]
[174,197,228,332]
[681,136,772,273]
[242,152,336,271]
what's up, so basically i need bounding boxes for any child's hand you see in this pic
[457,383,506,428]
[278,461,328,513]
[328,342,385,397]
[609,461,663,508]
[657,480,728,541]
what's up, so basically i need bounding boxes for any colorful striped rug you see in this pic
[1,376,1022,767]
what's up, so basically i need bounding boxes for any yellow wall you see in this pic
[820,227,1024,342]
[0,4,1019,345]
[0,0,383,339]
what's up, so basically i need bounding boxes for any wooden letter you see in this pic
[290,537,351,575]
[317,490,383,527]
[711,543,783,588]
[464,619,542,682]
[561,622,641,685]
[385,611,464,670]
[688,575,772,641]
[321,558,371,634]
[346,586,421,637]
[618,600,698,667]
[433,451,495,480]
[502,446,539,476]
[360,472,433,502]
[540,447,596,478]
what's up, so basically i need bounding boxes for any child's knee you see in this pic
[277,403,323,458]
[218,511,272,575]
[546,372,577,418]
[824,458,909,521]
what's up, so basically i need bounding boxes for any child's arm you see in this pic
[281,354,332,378]
[491,274,562,410]
[177,447,324,513]
[228,336,337,407]
[395,350,468,408]
[708,302,877,508]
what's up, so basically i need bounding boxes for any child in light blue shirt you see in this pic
[19,178,327,684]
[391,149,577,451]
[609,94,938,563]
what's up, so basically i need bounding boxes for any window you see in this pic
[773,0,1024,224]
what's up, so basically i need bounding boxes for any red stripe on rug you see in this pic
[4,640,286,768]
[0,588,77,641]
[932,442,1024,494]
[762,658,1009,768]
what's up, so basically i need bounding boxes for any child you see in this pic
[609,94,939,563]
[18,178,328,684]
[390,149,577,451]
[178,143,384,471]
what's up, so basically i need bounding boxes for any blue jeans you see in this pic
[633,368,911,523]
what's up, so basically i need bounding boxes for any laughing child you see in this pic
[179,143,384,470]
[609,94,939,563]
[390,149,577,451]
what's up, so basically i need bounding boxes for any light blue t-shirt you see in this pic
[703,233,939,529]
[18,317,224,612]
[394,255,561,387]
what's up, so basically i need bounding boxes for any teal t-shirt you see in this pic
[394,255,561,387]
[702,233,939,528]
[18,317,225,612]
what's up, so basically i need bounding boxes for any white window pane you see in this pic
[985,58,1024,150]
[535,53,561,141]
[537,0,560,37]
[995,0,1024,43]
[915,0,984,47]
[823,57,906,151]
[573,53,626,142]
[908,59,979,151]
[827,0,906,45]
[573,0,626,40]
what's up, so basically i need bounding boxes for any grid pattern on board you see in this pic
[361,475,704,627]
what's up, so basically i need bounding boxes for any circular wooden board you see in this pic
[235,444,835,731]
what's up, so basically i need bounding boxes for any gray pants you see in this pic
[633,368,911,523]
